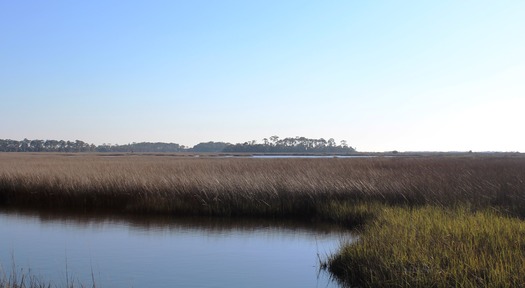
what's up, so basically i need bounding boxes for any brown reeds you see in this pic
[1,153,525,219]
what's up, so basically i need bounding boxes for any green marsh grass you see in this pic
[1,153,525,286]
[328,206,525,287]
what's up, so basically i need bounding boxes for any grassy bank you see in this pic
[1,153,525,286]
[328,206,525,287]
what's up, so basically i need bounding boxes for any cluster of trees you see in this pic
[223,136,355,153]
[0,136,355,153]
[191,142,230,153]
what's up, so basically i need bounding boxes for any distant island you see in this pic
[0,136,356,154]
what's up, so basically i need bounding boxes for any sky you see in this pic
[1,1,524,152]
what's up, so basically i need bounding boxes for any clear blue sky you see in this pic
[1,1,524,151]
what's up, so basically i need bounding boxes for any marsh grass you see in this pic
[2,153,525,286]
[0,262,92,288]
[328,206,525,287]
[1,154,524,218]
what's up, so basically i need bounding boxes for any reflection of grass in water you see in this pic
[1,207,347,238]
[2,154,525,286]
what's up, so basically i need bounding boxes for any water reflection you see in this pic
[0,208,351,288]
[250,155,375,159]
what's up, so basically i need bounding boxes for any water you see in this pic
[250,155,375,159]
[0,209,351,287]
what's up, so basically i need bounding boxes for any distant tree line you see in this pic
[0,136,356,153]
[0,139,97,152]
[0,139,188,153]
[191,142,230,153]
[98,142,186,153]
[223,136,355,153]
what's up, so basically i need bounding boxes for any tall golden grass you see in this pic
[1,153,524,218]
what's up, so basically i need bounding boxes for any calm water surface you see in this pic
[0,209,351,287]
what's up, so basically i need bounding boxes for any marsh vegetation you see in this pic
[1,153,525,287]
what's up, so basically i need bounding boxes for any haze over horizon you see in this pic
[2,1,524,152]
